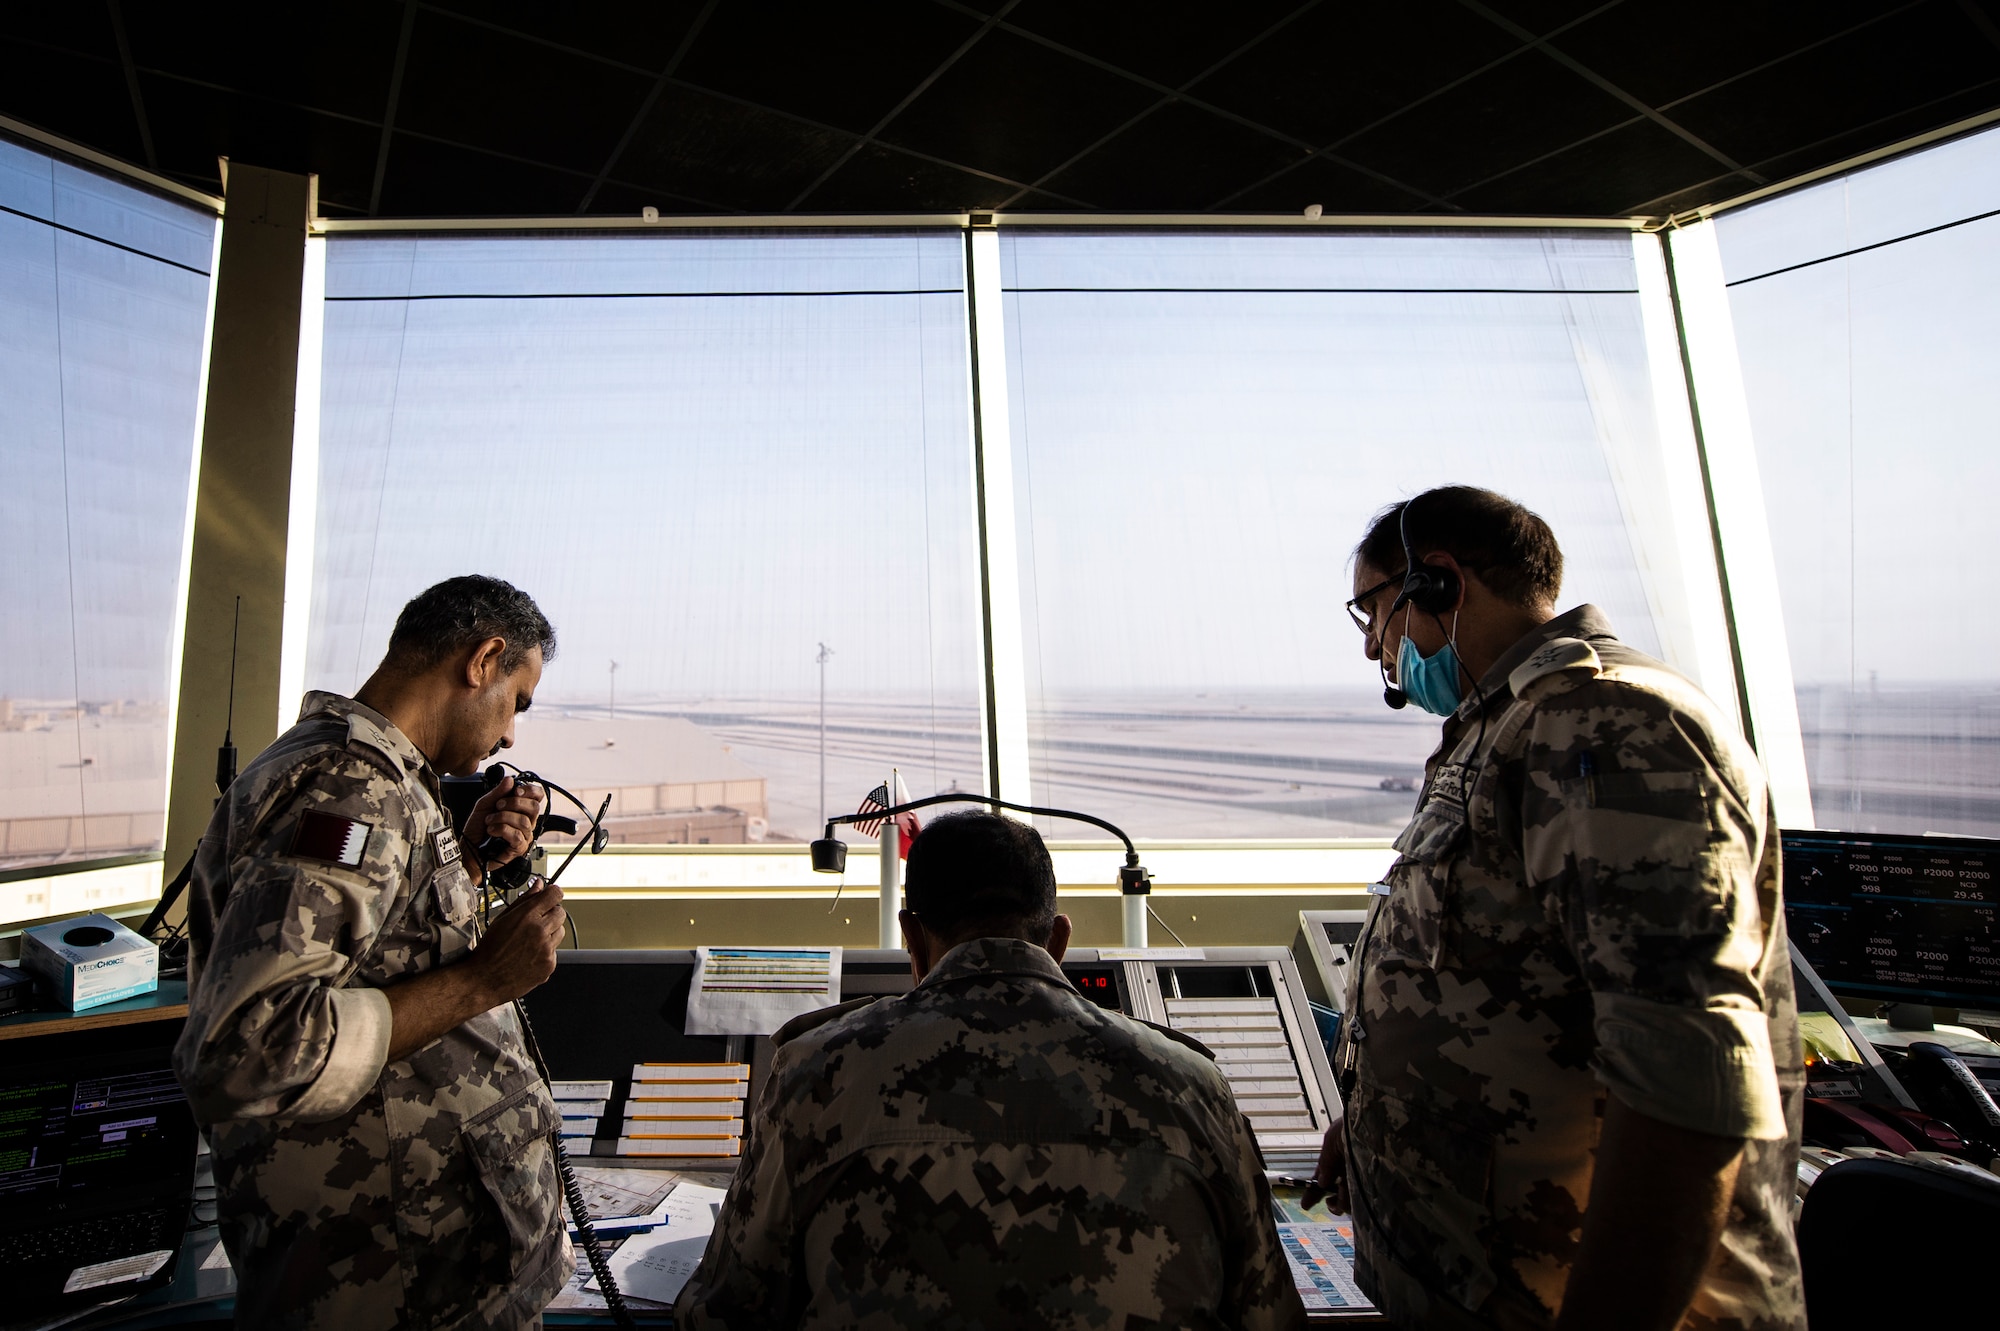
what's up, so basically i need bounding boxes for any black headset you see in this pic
[1379,496,1461,709]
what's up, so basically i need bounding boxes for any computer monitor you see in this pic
[0,1022,200,1312]
[1782,829,2000,1012]
[1291,910,1368,1009]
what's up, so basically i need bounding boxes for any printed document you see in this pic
[684,946,842,1035]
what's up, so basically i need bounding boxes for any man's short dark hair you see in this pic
[904,811,1058,942]
[1354,485,1563,608]
[385,576,557,676]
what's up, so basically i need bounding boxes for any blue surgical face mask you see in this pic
[1395,615,1465,717]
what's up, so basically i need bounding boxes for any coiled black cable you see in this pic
[513,998,637,1328]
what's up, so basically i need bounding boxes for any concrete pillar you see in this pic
[162,163,314,880]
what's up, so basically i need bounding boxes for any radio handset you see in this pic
[468,763,616,894]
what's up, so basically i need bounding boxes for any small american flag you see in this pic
[852,777,921,858]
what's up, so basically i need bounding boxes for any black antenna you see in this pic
[214,596,240,796]
[142,595,243,943]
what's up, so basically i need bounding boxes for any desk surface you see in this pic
[44,1242,1378,1328]
[0,980,187,1041]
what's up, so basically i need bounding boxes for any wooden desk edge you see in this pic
[0,986,190,1040]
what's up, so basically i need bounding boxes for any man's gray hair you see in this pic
[385,575,556,675]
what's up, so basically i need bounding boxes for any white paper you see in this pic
[586,1181,728,1305]
[587,1191,675,1238]
[684,947,842,1036]
[632,1063,749,1082]
[63,1248,174,1292]
[1277,1222,1372,1311]
[547,1243,674,1314]
[617,1136,741,1157]
[627,1099,744,1116]
[666,1181,729,1209]
[570,1165,678,1220]
[629,1082,748,1099]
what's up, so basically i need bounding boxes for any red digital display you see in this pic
[1065,967,1123,1010]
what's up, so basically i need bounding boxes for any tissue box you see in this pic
[20,913,159,1012]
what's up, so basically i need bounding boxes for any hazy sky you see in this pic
[1718,124,2000,685]
[998,229,1668,700]
[307,232,983,705]
[11,125,1996,723]
[0,140,213,703]
[307,227,1678,707]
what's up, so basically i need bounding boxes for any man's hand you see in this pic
[1300,1121,1350,1214]
[471,878,566,1003]
[462,775,546,878]
[384,879,565,1060]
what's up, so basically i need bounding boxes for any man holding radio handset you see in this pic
[175,576,571,1331]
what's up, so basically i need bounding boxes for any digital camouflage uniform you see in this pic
[677,936,1305,1331]
[174,691,567,1330]
[1335,606,1805,1331]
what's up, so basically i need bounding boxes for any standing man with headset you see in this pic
[1306,487,1804,1331]
[174,576,573,1330]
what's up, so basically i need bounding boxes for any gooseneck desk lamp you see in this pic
[810,795,1158,947]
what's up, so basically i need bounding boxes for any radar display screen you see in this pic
[1784,829,2000,1009]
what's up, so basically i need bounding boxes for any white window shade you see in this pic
[1716,125,2000,837]
[0,138,215,872]
[308,231,985,846]
[999,229,1706,839]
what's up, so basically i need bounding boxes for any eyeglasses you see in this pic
[1344,571,1406,636]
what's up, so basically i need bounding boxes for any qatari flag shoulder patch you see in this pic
[290,809,373,868]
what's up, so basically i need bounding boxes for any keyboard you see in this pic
[0,1205,180,1272]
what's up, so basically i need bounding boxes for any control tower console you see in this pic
[525,944,1341,1172]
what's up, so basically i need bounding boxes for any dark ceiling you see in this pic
[5,0,1999,221]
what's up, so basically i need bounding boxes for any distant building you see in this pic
[0,716,169,868]
[507,717,769,846]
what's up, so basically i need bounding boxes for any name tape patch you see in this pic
[290,810,372,868]
[433,827,462,868]
[1428,763,1471,809]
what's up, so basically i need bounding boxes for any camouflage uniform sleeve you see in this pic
[674,1038,803,1330]
[1520,672,1788,1142]
[174,752,408,1126]
[1205,1078,1308,1330]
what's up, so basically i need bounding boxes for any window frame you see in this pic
[293,209,1715,902]
[0,124,223,926]
[19,108,1991,924]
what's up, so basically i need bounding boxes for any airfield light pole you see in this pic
[816,642,834,826]
[608,660,618,721]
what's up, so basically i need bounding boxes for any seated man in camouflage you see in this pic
[677,811,1305,1330]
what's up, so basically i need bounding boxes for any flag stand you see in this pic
[879,768,901,949]
[1122,890,1148,949]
